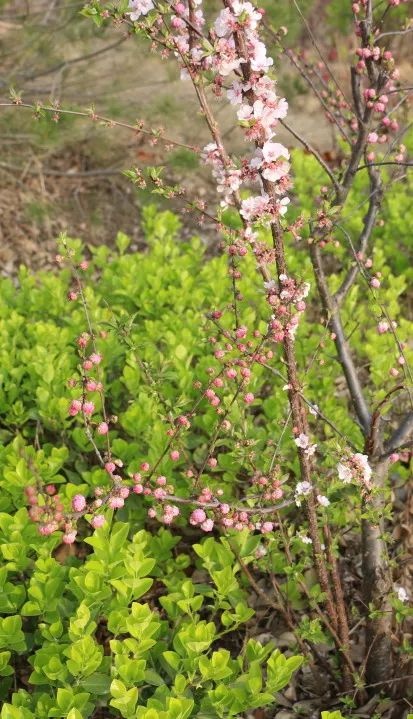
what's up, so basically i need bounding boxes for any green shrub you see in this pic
[0,205,308,717]
[0,150,412,714]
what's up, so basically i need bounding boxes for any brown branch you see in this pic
[384,411,413,456]
[310,244,371,433]
[279,118,341,194]
[335,165,383,305]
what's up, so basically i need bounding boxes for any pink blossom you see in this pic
[97,422,109,435]
[69,399,82,416]
[294,433,309,449]
[127,0,154,21]
[261,521,274,533]
[91,514,106,529]
[240,193,270,221]
[63,531,77,544]
[262,141,290,163]
[82,401,95,415]
[170,450,180,461]
[235,325,248,339]
[90,353,102,365]
[72,494,86,512]
[244,392,255,404]
[227,81,244,105]
[153,488,166,500]
[201,518,214,532]
[190,508,207,525]
[108,496,124,509]
[377,321,389,334]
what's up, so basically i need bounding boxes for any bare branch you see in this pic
[279,118,341,194]
[335,165,383,305]
[310,244,371,434]
[384,412,413,455]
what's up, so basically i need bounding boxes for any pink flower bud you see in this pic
[108,496,124,509]
[201,518,214,532]
[377,321,389,334]
[244,392,255,404]
[91,514,105,528]
[90,353,102,365]
[190,508,207,525]
[170,450,180,461]
[261,521,273,533]
[97,422,109,435]
[154,487,166,499]
[370,278,381,289]
[72,494,86,512]
[69,399,82,416]
[82,401,95,415]
[77,333,90,348]
[63,531,77,544]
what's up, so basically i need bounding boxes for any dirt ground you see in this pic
[0,1,343,274]
[1,2,412,273]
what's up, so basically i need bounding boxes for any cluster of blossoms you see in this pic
[127,0,292,243]
[250,469,283,503]
[265,274,310,343]
[189,479,280,535]
[293,432,317,457]
[67,331,111,435]
[351,4,408,164]
[25,483,105,543]
[337,453,372,489]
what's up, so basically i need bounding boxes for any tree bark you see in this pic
[362,457,393,687]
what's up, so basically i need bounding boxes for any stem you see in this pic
[361,458,393,686]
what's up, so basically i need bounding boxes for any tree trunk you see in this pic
[362,457,393,687]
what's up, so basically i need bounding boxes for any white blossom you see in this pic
[294,433,309,449]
